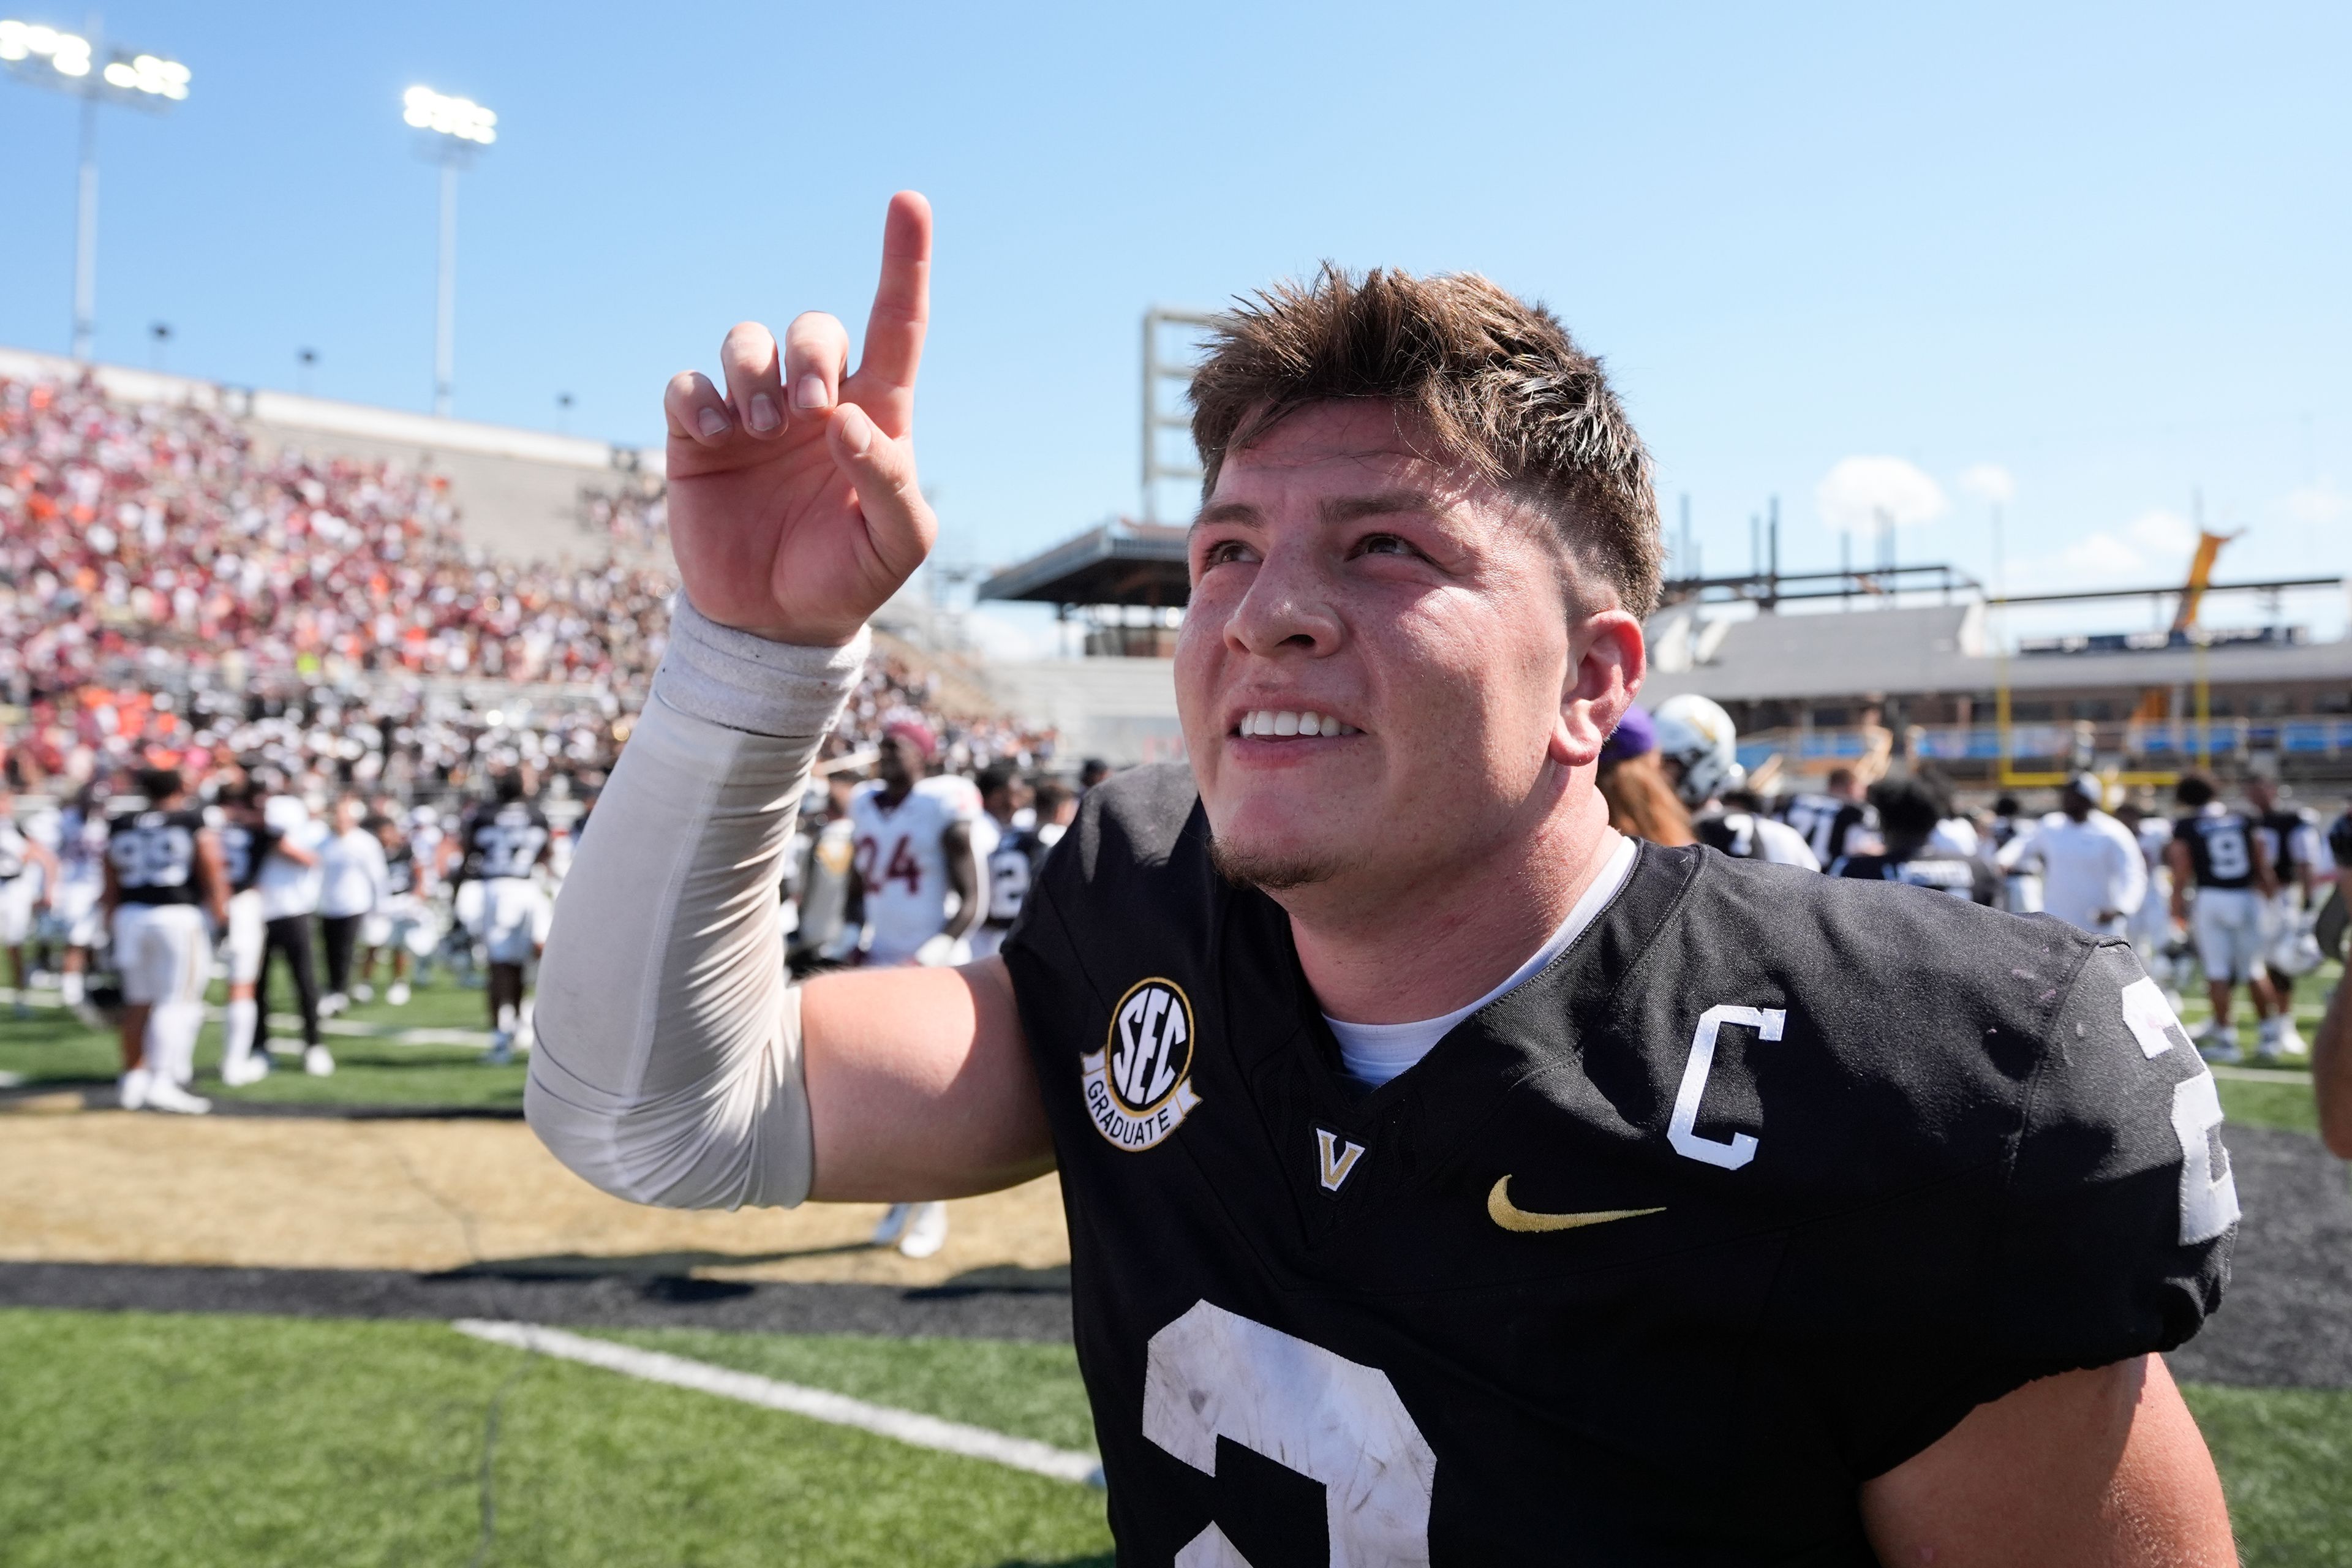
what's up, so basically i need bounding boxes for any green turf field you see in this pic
[0,1310,1113,1568]
[1,1308,2344,1565]
[1,970,527,1110]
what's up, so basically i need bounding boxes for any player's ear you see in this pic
[1551,607,1644,770]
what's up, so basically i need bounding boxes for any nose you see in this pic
[1224,546,1343,660]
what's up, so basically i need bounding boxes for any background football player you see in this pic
[848,718,986,1257]
[2114,799,2186,1012]
[2244,772,2327,1017]
[2169,771,2290,1063]
[0,796,59,1019]
[968,762,1042,961]
[104,767,226,1114]
[1781,764,1880,866]
[456,773,553,1065]
[34,794,110,1023]
[526,198,2235,1562]
[1653,693,1819,867]
[212,781,281,1087]
[358,811,432,1007]
[1830,774,1998,903]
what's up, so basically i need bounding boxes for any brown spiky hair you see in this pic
[1189,265,1662,617]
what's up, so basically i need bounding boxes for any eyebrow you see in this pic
[1189,488,1449,535]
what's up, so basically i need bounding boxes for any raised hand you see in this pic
[662,192,935,647]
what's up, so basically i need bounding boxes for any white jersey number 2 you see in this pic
[1144,1301,1435,1567]
[2120,976,2241,1245]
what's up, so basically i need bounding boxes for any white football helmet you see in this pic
[2269,909,2324,978]
[1653,693,1744,809]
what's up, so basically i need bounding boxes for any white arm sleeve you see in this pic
[525,598,867,1210]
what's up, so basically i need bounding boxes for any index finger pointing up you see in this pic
[853,191,932,425]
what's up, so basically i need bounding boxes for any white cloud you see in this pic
[2127,510,2197,556]
[1815,456,1948,535]
[2057,532,2147,578]
[1958,463,2015,504]
[2285,481,2347,525]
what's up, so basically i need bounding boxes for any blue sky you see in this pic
[1,2,2345,649]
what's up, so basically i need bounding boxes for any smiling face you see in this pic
[1177,401,1642,906]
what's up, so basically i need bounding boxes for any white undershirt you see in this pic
[1325,834,1640,1089]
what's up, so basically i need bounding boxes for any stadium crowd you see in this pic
[0,372,1055,805]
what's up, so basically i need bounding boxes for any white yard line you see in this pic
[2209,1063,2315,1085]
[451,1319,1103,1488]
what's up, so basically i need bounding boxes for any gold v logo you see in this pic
[1316,1128,1366,1193]
[1487,1175,1665,1234]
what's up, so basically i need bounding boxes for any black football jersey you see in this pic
[464,803,550,880]
[2331,812,2352,873]
[107,808,208,906]
[2253,808,2319,881]
[385,842,416,899]
[1693,810,1766,860]
[1782,791,1875,864]
[2176,808,2260,891]
[1830,850,1997,905]
[984,825,1049,930]
[1001,766,2232,1565]
[215,818,281,895]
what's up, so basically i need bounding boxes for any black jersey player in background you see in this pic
[457,772,552,1062]
[1830,774,1998,904]
[2168,772,2285,1063]
[528,198,2236,1563]
[104,767,227,1114]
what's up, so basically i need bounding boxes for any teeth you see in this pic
[1238,709,1357,739]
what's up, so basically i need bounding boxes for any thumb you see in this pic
[829,402,936,572]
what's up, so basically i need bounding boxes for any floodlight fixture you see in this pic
[402,85,497,417]
[404,85,496,146]
[1,18,192,360]
[1,21,188,105]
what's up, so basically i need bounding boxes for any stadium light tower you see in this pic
[403,84,495,418]
[0,18,190,361]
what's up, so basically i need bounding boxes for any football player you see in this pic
[0,797,60,1019]
[1830,775,1998,903]
[211,780,281,1087]
[2114,800,2185,1012]
[1782,766,1881,866]
[970,763,1044,961]
[104,767,227,1114]
[788,771,865,978]
[33,796,109,1022]
[360,812,432,1006]
[850,721,987,967]
[2168,771,2288,1063]
[1653,694,1819,867]
[456,774,553,1065]
[2244,773,2326,1016]
[527,202,2235,1561]
[1994,775,2147,938]
[848,718,986,1257]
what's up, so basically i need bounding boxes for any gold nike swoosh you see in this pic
[1487,1175,1665,1234]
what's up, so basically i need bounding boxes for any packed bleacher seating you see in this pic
[0,373,1057,804]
